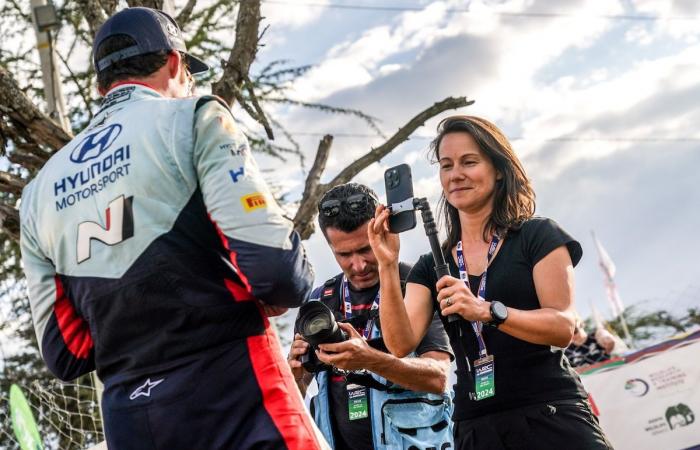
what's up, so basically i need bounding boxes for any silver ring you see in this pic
[445,297,453,307]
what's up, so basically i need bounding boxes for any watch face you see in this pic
[492,302,508,320]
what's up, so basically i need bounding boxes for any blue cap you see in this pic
[93,7,209,74]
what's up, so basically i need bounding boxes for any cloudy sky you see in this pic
[251,0,700,323]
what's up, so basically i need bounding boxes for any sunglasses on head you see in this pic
[319,193,377,217]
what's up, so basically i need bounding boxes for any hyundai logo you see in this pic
[70,124,123,163]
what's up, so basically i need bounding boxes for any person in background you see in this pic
[288,183,454,450]
[368,116,614,449]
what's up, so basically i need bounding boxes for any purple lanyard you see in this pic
[455,234,500,358]
[341,276,380,339]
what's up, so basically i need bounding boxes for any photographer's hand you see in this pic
[316,323,379,371]
[368,205,400,268]
[288,333,314,396]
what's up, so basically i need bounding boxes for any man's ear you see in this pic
[167,51,181,79]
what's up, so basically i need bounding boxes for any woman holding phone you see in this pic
[368,116,612,449]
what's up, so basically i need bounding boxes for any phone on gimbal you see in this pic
[384,164,417,233]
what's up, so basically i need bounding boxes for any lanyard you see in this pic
[455,234,500,358]
[341,276,380,339]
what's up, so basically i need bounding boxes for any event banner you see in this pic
[580,330,700,450]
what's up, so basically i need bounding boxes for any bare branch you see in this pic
[75,0,108,37]
[330,97,473,186]
[7,148,48,171]
[0,171,26,195]
[291,96,474,239]
[212,0,260,106]
[176,0,198,25]
[0,65,73,151]
[126,0,164,9]
[0,203,19,241]
[101,0,120,15]
[243,76,274,139]
[293,135,333,240]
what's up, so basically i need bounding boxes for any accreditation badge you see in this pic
[474,355,495,401]
[347,383,369,420]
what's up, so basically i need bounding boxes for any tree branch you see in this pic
[75,0,108,37]
[126,0,164,9]
[293,135,333,239]
[0,203,19,241]
[329,96,472,186]
[0,66,73,151]
[0,171,26,196]
[176,0,198,25]
[292,96,474,239]
[212,0,260,106]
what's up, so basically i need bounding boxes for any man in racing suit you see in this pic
[20,7,324,449]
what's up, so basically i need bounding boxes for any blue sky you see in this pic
[253,0,700,322]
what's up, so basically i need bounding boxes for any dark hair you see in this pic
[430,115,535,248]
[317,183,378,235]
[94,34,170,92]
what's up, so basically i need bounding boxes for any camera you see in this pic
[296,301,348,373]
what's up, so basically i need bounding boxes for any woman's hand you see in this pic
[367,205,400,267]
[436,275,490,322]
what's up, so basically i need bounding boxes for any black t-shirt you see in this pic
[407,217,588,420]
[317,263,453,450]
[565,335,611,368]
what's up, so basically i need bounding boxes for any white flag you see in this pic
[591,232,625,317]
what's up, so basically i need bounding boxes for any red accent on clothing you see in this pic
[209,215,254,301]
[247,310,321,450]
[105,206,111,230]
[588,393,600,416]
[350,303,373,310]
[53,277,93,359]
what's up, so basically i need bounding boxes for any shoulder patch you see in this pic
[194,95,230,114]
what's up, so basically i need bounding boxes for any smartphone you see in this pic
[384,164,417,233]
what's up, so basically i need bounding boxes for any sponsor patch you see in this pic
[229,167,245,183]
[241,193,267,212]
[218,115,238,134]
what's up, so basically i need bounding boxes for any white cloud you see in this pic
[261,0,329,29]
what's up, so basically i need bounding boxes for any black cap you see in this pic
[93,7,209,74]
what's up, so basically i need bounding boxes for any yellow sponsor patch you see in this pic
[218,115,238,134]
[241,193,267,212]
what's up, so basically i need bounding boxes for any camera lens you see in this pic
[304,315,331,335]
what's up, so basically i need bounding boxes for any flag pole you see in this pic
[591,231,633,346]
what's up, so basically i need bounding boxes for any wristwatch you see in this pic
[487,301,508,327]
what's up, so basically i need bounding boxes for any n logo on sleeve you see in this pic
[77,195,134,263]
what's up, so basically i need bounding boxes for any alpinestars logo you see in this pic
[77,195,134,263]
[129,378,164,400]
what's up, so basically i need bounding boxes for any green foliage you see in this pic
[604,305,700,348]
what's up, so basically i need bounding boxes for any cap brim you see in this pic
[185,54,209,74]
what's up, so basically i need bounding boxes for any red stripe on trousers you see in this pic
[247,311,321,450]
[54,276,93,359]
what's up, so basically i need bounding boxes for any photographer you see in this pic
[369,116,613,449]
[288,183,453,450]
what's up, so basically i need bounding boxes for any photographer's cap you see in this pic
[93,7,209,74]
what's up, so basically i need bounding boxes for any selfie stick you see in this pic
[390,197,459,323]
